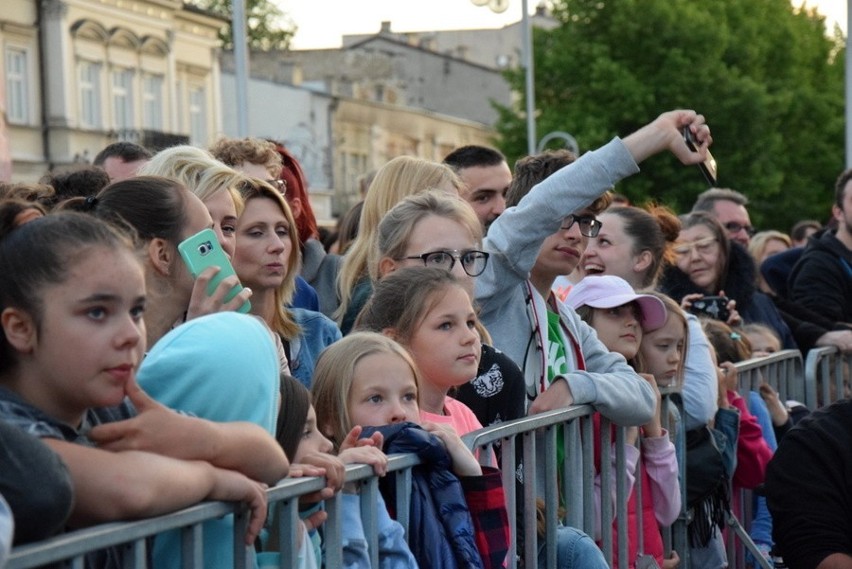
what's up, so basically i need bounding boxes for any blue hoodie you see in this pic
[138,312,280,569]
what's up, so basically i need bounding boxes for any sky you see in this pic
[278,0,846,50]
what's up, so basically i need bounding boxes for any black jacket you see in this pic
[659,242,796,349]
[788,229,852,325]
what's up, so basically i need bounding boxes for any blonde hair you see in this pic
[311,331,421,446]
[748,230,791,265]
[637,291,689,385]
[368,190,482,283]
[236,178,301,340]
[140,145,245,215]
[335,156,463,323]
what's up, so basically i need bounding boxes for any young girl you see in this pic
[233,178,340,387]
[702,318,777,564]
[370,189,526,430]
[568,276,681,569]
[270,374,416,568]
[311,329,510,569]
[0,213,271,554]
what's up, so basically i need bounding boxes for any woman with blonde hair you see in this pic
[748,230,791,293]
[335,156,463,333]
[365,190,527,427]
[140,145,246,258]
[234,177,341,387]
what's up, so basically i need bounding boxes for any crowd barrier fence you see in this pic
[8,346,839,569]
[804,346,851,409]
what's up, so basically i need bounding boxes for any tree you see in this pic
[192,0,297,51]
[495,0,846,230]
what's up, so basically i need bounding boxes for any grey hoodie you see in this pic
[475,137,655,426]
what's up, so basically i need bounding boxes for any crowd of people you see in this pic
[1,108,851,569]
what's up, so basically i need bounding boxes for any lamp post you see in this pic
[233,0,249,136]
[847,0,851,167]
[473,0,537,155]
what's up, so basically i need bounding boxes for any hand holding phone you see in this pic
[687,295,730,322]
[683,126,718,186]
[178,228,251,314]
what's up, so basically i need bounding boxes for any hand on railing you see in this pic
[289,453,342,504]
[339,426,388,479]
[814,329,852,354]
[662,550,681,568]
[206,467,268,545]
[422,421,482,477]
[527,376,574,415]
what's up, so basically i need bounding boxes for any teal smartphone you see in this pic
[177,228,251,314]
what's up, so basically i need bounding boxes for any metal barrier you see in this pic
[726,349,805,569]
[10,401,682,569]
[9,347,848,568]
[462,402,684,569]
[7,454,423,569]
[804,346,852,409]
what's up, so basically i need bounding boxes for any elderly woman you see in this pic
[659,211,796,349]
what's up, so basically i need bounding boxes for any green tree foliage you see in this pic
[495,0,846,230]
[193,0,296,50]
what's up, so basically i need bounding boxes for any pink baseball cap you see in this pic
[566,275,667,332]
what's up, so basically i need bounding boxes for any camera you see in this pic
[688,295,730,322]
[197,241,213,256]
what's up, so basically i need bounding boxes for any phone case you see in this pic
[177,228,250,314]
[682,126,718,186]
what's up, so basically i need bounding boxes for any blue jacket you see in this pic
[360,423,485,569]
[289,307,342,388]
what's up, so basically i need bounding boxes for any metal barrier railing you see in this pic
[9,399,686,569]
[727,349,805,569]
[8,346,849,568]
[7,453,423,569]
[804,346,852,409]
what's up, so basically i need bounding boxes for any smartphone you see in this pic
[178,228,251,314]
[683,126,718,186]
[688,295,730,322]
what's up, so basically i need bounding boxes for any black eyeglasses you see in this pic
[402,249,490,277]
[561,214,602,237]
[723,221,755,237]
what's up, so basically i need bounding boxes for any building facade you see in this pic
[1,0,225,181]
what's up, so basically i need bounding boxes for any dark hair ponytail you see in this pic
[61,175,189,246]
[0,212,135,374]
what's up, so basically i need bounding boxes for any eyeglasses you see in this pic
[560,214,602,237]
[265,178,287,195]
[402,249,490,277]
[673,236,718,257]
[723,221,755,237]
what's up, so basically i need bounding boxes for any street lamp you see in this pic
[473,0,537,155]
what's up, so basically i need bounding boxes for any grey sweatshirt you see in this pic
[475,137,655,427]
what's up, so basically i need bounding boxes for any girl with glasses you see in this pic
[335,156,464,334]
[369,190,527,429]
